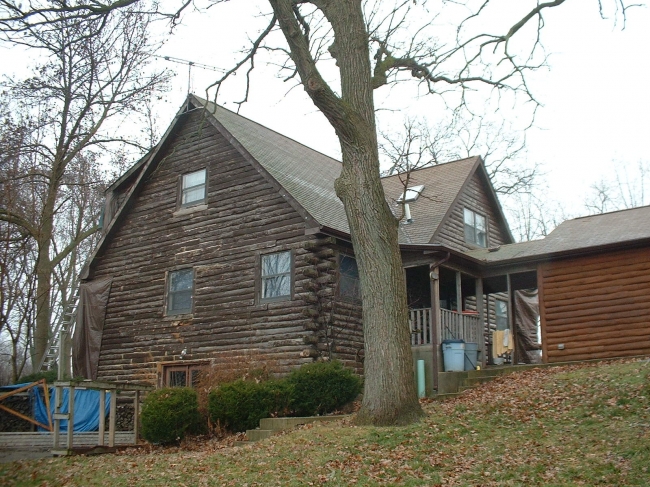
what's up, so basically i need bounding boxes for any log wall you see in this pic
[434,171,511,251]
[90,110,363,385]
[540,246,650,363]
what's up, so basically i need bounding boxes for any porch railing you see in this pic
[409,308,482,346]
[440,309,481,343]
[409,308,432,346]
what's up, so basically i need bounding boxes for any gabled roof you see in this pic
[83,94,509,278]
[466,205,650,264]
[381,157,481,244]
[195,96,349,234]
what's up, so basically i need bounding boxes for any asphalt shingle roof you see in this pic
[196,96,482,243]
[465,205,650,264]
[381,157,480,244]
[196,96,350,234]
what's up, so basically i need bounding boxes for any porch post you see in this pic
[476,277,486,368]
[507,273,516,365]
[455,271,462,312]
[430,265,441,390]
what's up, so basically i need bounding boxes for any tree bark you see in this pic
[270,0,423,425]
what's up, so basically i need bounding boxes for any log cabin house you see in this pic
[74,94,650,394]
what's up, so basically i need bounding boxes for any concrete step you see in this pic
[463,376,500,386]
[259,415,346,432]
[429,392,463,401]
[239,415,349,445]
[458,385,475,392]
[244,429,273,442]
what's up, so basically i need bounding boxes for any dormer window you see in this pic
[181,169,207,206]
[397,185,424,203]
[464,208,487,247]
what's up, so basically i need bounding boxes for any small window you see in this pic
[181,169,206,206]
[163,364,203,388]
[261,251,292,301]
[495,300,508,331]
[339,254,361,301]
[397,185,424,203]
[464,208,487,247]
[167,268,194,315]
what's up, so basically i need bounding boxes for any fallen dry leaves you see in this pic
[1,357,649,486]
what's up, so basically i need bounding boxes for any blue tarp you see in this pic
[33,387,111,432]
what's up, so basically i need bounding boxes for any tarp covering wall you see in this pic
[73,277,113,379]
[34,387,111,432]
[514,289,542,364]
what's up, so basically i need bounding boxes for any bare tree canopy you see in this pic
[0,5,169,375]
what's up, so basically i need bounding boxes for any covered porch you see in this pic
[404,256,540,394]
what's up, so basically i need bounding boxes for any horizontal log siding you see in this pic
[433,172,510,251]
[540,246,650,363]
[90,111,362,384]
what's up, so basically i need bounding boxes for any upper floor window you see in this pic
[339,254,361,301]
[261,251,292,301]
[181,169,206,206]
[167,268,194,315]
[464,208,487,247]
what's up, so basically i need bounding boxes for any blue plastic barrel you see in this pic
[442,339,465,372]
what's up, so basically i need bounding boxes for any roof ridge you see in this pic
[380,156,479,180]
[567,203,650,221]
[192,95,343,167]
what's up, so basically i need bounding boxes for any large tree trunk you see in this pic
[270,0,423,425]
[33,201,55,370]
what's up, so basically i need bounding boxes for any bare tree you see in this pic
[380,114,536,198]
[0,7,169,371]
[1,0,639,424]
[585,159,650,214]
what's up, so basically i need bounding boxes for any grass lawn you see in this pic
[2,358,649,486]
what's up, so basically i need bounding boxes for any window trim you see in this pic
[463,207,488,248]
[165,267,195,316]
[397,184,425,203]
[159,362,206,388]
[337,253,361,302]
[258,250,294,303]
[179,168,207,208]
[495,299,509,331]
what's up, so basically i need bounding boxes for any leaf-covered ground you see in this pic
[2,358,649,486]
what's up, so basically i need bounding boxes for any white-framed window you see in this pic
[397,185,425,203]
[464,208,487,247]
[181,169,207,206]
[339,254,361,301]
[260,251,292,301]
[495,300,508,331]
[167,268,194,315]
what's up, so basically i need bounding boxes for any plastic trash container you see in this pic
[464,342,479,371]
[442,339,465,372]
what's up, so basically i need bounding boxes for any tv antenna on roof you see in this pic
[155,55,225,94]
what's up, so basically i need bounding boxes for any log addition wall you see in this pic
[540,246,650,363]
[89,109,363,386]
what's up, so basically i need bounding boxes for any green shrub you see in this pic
[208,379,292,433]
[287,360,362,416]
[140,387,201,444]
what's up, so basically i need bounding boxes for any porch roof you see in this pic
[465,205,650,264]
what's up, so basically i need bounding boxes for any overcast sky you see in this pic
[2,1,648,222]
[149,1,649,219]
